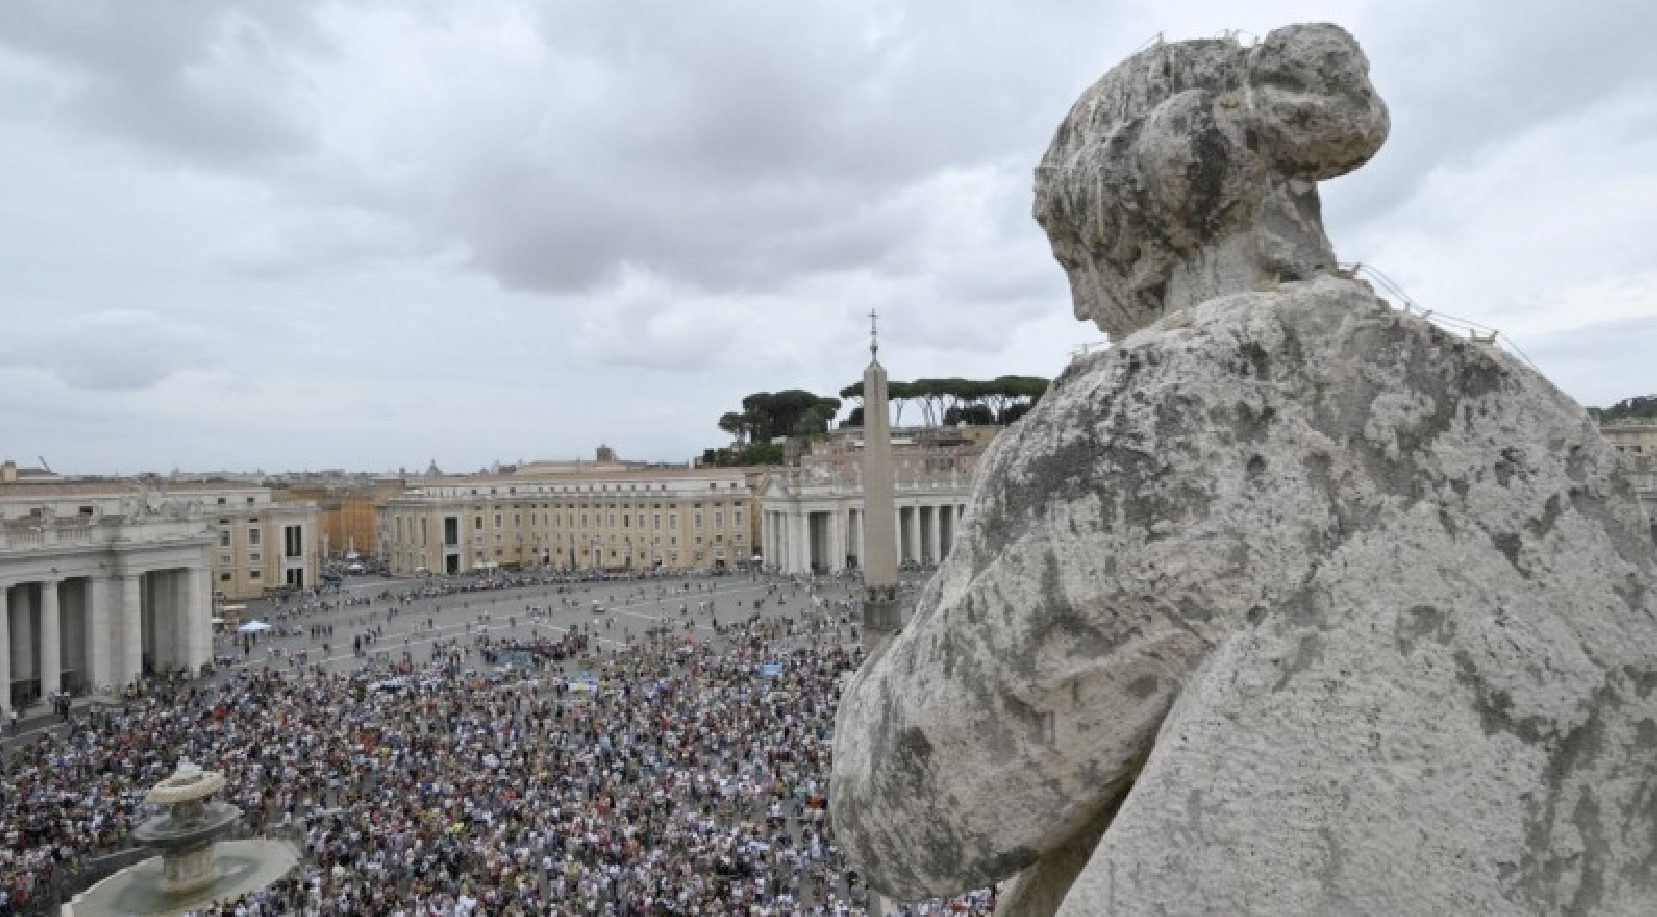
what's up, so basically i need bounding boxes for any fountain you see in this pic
[64,760,299,916]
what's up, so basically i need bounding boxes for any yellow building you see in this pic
[280,479,402,559]
[139,484,320,600]
[378,464,761,575]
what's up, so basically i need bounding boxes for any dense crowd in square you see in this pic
[1,572,995,916]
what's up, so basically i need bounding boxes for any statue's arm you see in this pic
[830,373,1225,899]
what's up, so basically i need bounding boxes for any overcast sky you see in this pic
[2,0,1653,475]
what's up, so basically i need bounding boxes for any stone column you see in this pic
[902,506,919,565]
[11,586,32,682]
[831,508,847,573]
[0,586,10,713]
[926,504,942,565]
[797,511,813,574]
[183,566,211,671]
[86,576,113,692]
[119,573,143,686]
[39,579,60,698]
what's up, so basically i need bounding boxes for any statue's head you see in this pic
[1033,23,1389,339]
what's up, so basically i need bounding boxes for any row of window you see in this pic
[390,507,746,547]
[434,481,746,497]
[474,531,744,546]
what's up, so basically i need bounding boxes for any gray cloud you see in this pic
[1522,314,1657,410]
[0,2,323,164]
[0,310,214,392]
[0,0,1652,473]
[1324,1,1657,232]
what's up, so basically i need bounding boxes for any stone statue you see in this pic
[1033,23,1387,339]
[124,479,159,520]
[158,498,199,522]
[830,22,1657,917]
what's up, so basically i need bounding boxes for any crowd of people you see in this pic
[0,574,991,916]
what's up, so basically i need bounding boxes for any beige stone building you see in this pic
[1603,421,1657,543]
[0,477,320,604]
[0,482,214,708]
[280,479,402,559]
[189,485,322,599]
[760,425,998,575]
[378,461,761,575]
[1602,419,1657,459]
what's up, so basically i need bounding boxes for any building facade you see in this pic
[759,425,997,575]
[3,477,321,600]
[280,479,402,560]
[1603,420,1657,460]
[1603,421,1657,544]
[377,465,761,575]
[0,488,215,710]
[188,485,321,599]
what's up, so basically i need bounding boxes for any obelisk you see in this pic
[861,310,901,642]
[859,309,901,917]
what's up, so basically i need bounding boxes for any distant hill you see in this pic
[1589,395,1657,423]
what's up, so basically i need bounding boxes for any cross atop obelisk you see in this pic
[861,309,900,641]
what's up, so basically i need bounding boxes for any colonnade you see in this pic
[762,500,968,575]
[0,565,210,712]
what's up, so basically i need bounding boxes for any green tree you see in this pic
[739,390,839,441]
[836,374,1049,428]
[718,411,747,445]
[944,403,995,426]
[1592,395,1657,422]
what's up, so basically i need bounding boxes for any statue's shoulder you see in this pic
[1047,275,1394,395]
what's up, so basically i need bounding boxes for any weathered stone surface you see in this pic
[1032,23,1388,341]
[830,276,1657,914]
[831,21,1657,915]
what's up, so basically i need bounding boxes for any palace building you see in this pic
[376,456,762,575]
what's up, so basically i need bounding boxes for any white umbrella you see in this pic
[237,621,273,633]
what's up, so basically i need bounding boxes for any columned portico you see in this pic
[1,501,217,707]
[760,489,975,577]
